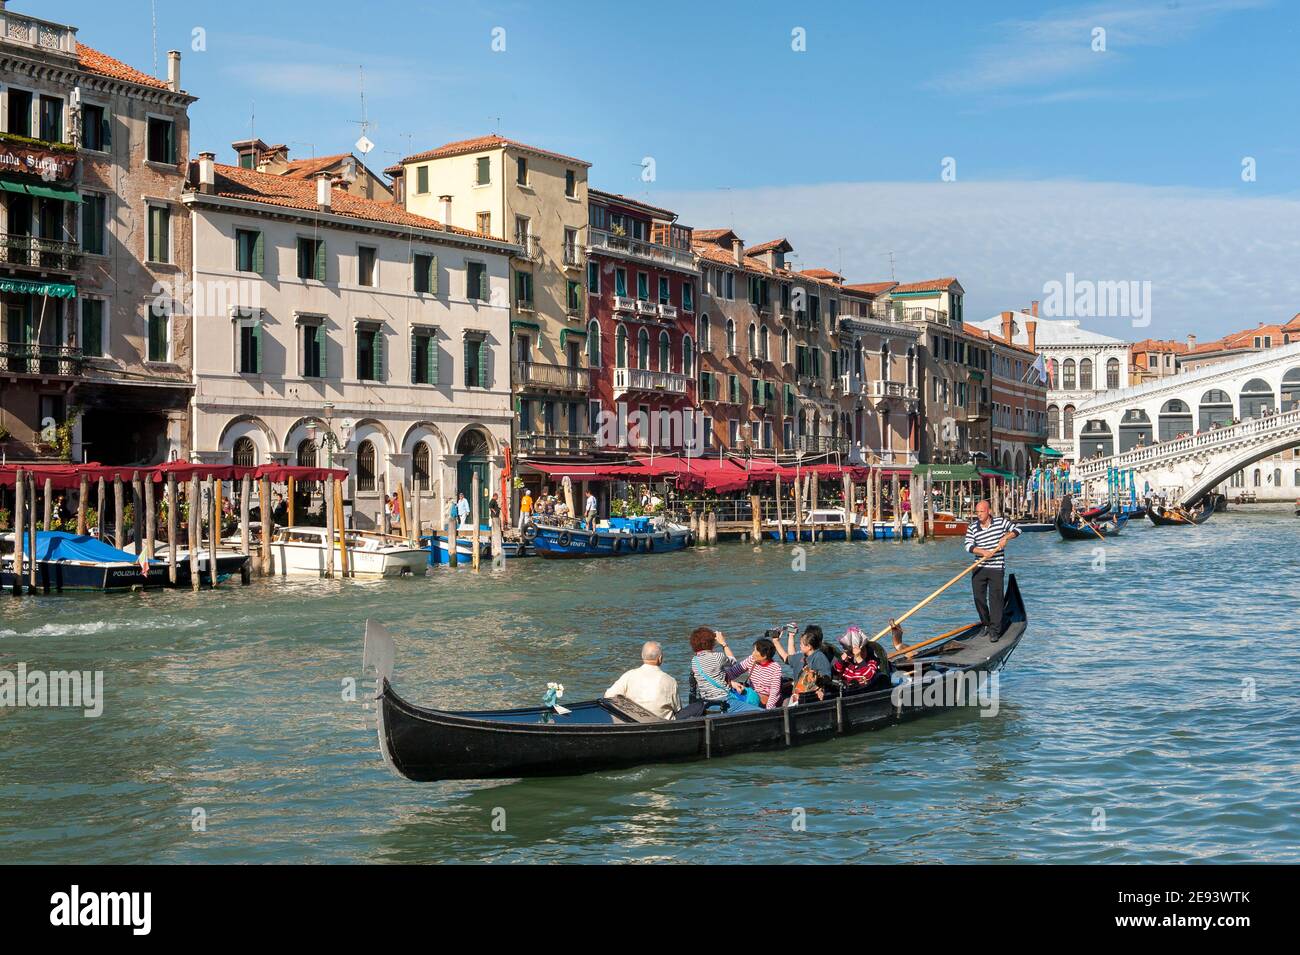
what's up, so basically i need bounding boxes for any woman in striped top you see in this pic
[687,626,737,704]
[726,638,784,709]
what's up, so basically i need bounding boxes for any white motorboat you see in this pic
[268,526,426,578]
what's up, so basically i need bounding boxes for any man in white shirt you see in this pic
[583,491,598,529]
[604,641,680,720]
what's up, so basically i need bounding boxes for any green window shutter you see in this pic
[252,318,262,373]
[373,329,384,380]
[429,255,439,294]
[314,240,326,281]
[411,333,420,383]
[463,339,473,386]
[478,267,489,301]
[428,334,439,384]
[477,338,489,386]
[316,324,328,378]
[253,232,265,274]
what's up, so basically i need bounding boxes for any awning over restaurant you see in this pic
[0,277,77,298]
[0,462,346,489]
[1032,445,1064,457]
[912,463,983,482]
[0,177,82,202]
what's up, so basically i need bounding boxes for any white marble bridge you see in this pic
[1072,341,1300,505]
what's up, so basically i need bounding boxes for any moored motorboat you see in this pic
[765,508,919,541]
[153,545,252,586]
[1,531,170,592]
[361,575,1027,781]
[528,516,692,558]
[270,526,426,577]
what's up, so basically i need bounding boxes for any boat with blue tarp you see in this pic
[1,530,171,592]
[527,515,692,558]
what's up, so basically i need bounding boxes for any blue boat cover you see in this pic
[608,516,654,534]
[26,531,140,563]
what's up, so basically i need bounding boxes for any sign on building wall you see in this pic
[0,140,77,182]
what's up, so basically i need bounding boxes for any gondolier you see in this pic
[964,500,1020,642]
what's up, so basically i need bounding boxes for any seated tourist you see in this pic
[784,625,835,704]
[686,626,737,706]
[725,638,784,709]
[604,641,680,720]
[834,626,888,693]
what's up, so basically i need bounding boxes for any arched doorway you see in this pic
[1239,378,1274,419]
[456,429,491,521]
[1199,389,1232,430]
[1282,368,1300,412]
[1118,408,1153,452]
[1158,398,1193,441]
[232,436,257,467]
[1079,419,1113,458]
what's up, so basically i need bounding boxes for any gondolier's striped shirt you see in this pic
[963,516,1020,569]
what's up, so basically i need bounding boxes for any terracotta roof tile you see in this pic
[202,163,494,239]
[588,188,677,220]
[799,268,843,282]
[744,238,792,256]
[401,134,590,167]
[77,43,171,91]
[891,277,960,294]
[279,154,351,179]
[844,281,897,296]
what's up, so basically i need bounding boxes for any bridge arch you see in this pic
[1281,367,1300,412]
[1183,429,1300,504]
[1079,418,1113,457]
[1239,378,1275,419]
[1198,389,1233,431]
[1118,408,1153,452]
[1158,398,1193,441]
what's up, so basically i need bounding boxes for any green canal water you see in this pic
[2,507,1298,863]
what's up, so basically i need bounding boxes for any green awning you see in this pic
[510,319,540,333]
[0,277,77,298]
[1032,446,1063,457]
[23,183,81,202]
[912,463,982,481]
[559,328,587,348]
[0,180,28,195]
[981,467,1015,479]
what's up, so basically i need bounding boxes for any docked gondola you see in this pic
[360,576,1028,782]
[1055,515,1126,540]
[1148,498,1215,526]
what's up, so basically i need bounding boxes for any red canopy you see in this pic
[0,461,345,489]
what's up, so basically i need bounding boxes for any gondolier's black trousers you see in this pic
[971,567,1004,634]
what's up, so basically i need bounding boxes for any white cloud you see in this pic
[931,0,1269,95]
[656,179,1300,340]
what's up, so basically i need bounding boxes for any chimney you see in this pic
[439,195,453,226]
[1030,300,1039,317]
[167,51,181,92]
[731,237,743,266]
[1000,310,1014,344]
[197,151,215,194]
[1187,333,1196,350]
[315,174,332,211]
[1026,320,1037,355]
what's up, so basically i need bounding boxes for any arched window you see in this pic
[615,325,627,368]
[296,438,317,468]
[760,325,769,361]
[1199,388,1233,430]
[781,328,790,364]
[232,436,256,467]
[1283,367,1300,412]
[1047,404,1060,440]
[906,346,916,387]
[881,341,891,378]
[1239,377,1274,418]
[1274,468,1282,486]
[586,319,601,366]
[637,327,650,369]
[726,319,736,355]
[1253,468,1261,487]
[1079,358,1093,390]
[699,314,711,350]
[682,335,694,378]
[1063,405,1075,440]
[747,322,756,358]
[412,441,431,490]
[356,440,376,492]
[1294,468,1299,486]
[658,330,670,372]
[1106,357,1120,390]
[1063,359,1076,390]
[1050,358,1060,386]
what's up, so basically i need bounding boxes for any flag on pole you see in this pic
[1024,354,1049,385]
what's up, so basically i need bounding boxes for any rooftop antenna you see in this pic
[249,100,255,141]
[351,66,375,155]
[883,250,896,281]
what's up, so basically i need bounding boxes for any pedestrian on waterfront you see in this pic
[455,492,470,528]
[488,493,501,524]
[604,641,680,720]
[963,499,1021,642]
[520,489,534,525]
[583,490,598,529]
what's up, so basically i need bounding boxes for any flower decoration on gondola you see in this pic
[542,682,570,714]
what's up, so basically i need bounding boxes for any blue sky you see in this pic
[39,0,1300,338]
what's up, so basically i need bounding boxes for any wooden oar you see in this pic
[870,552,994,644]
[1086,520,1106,542]
[888,622,974,661]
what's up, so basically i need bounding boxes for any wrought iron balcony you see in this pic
[795,435,850,454]
[0,234,81,272]
[613,366,689,397]
[513,360,591,392]
[0,343,84,377]
[586,228,695,271]
[513,232,541,261]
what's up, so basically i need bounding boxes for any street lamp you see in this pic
[307,402,354,468]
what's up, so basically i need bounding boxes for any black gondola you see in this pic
[361,576,1029,782]
[1148,498,1215,526]
[1078,502,1112,520]
[1055,515,1125,540]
